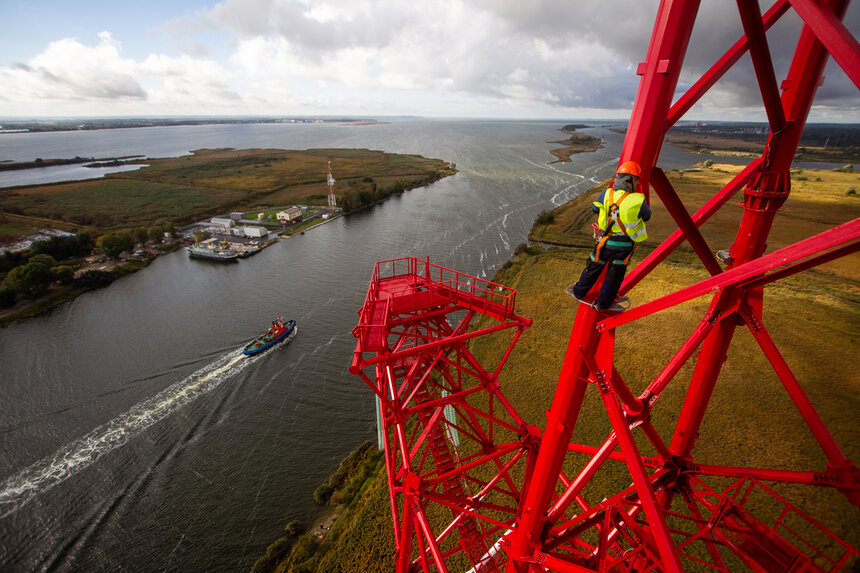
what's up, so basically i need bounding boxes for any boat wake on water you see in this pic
[0,349,262,518]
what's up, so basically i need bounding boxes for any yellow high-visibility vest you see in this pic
[594,188,648,242]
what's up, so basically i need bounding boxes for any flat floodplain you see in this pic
[0,148,454,232]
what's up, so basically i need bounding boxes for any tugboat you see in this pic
[243,316,297,356]
[187,238,239,261]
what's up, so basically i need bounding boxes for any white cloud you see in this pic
[0,31,239,115]
[0,0,856,119]
[2,32,145,103]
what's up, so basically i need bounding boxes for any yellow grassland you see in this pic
[261,164,859,572]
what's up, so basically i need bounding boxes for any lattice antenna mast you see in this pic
[327,161,337,213]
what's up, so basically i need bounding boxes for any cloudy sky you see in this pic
[1,0,857,120]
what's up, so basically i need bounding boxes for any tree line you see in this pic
[0,223,175,309]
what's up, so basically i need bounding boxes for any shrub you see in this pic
[285,520,305,536]
[5,258,54,298]
[0,285,16,308]
[514,243,543,257]
[288,536,320,566]
[313,483,334,505]
[535,210,555,225]
[74,269,114,288]
[52,265,75,285]
[266,537,292,562]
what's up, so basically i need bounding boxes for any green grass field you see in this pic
[0,148,455,233]
[267,164,859,572]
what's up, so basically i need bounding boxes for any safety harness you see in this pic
[593,188,636,264]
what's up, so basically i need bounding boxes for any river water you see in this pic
[0,119,707,572]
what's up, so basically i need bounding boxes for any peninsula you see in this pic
[0,148,456,325]
[547,124,604,163]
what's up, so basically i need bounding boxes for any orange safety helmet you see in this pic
[617,161,641,178]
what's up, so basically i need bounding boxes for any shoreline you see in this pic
[0,179,439,328]
[1,147,455,327]
[546,128,604,163]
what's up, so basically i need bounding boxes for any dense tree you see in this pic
[147,225,164,242]
[52,265,74,285]
[357,190,373,206]
[132,227,148,245]
[30,233,93,260]
[5,258,54,298]
[96,233,133,258]
[192,229,211,242]
[0,285,16,308]
[285,520,305,536]
[0,250,25,273]
[74,269,113,288]
[313,483,333,505]
[28,254,57,268]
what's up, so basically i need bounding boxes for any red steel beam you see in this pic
[506,4,703,568]
[504,306,602,571]
[736,0,788,131]
[664,0,848,507]
[594,334,684,571]
[620,0,702,195]
[649,167,723,276]
[601,218,860,331]
[667,0,791,126]
[620,159,760,296]
[789,0,860,88]
[740,304,860,491]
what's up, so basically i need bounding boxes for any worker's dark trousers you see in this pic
[571,242,635,309]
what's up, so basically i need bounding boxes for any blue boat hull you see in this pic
[243,320,296,355]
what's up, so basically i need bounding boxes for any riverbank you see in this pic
[251,441,384,573]
[256,162,860,571]
[0,148,456,326]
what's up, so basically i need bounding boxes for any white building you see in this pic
[242,226,268,238]
[211,217,236,230]
[277,206,303,224]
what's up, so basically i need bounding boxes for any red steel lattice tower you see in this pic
[350,257,534,571]
[327,160,338,213]
[352,1,859,570]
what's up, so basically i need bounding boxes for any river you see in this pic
[0,119,707,572]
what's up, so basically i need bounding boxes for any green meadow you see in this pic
[0,148,456,233]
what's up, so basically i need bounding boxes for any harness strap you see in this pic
[593,234,610,261]
[602,189,631,237]
[595,188,633,261]
[622,244,636,265]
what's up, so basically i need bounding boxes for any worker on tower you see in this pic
[567,160,651,311]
